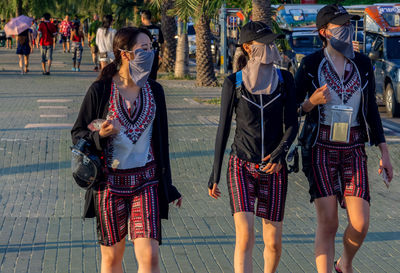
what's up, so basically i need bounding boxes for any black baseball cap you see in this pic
[316,4,360,29]
[238,21,284,45]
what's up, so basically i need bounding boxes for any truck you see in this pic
[275,4,324,75]
[363,4,400,117]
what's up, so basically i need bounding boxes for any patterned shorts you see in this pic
[309,125,370,207]
[94,162,160,246]
[227,155,288,222]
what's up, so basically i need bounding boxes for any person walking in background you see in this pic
[38,13,57,75]
[6,18,13,49]
[30,19,38,50]
[70,22,84,72]
[71,27,182,273]
[60,15,72,53]
[295,5,393,273]
[96,15,116,70]
[140,10,164,80]
[88,14,101,71]
[208,21,298,273]
[16,28,33,74]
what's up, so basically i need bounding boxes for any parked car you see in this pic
[279,29,322,75]
[363,4,400,117]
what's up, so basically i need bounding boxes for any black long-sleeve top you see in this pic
[208,69,299,189]
[71,79,181,220]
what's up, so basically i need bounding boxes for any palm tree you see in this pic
[252,0,272,26]
[192,0,222,86]
[170,0,193,78]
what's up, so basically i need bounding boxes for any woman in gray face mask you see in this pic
[295,5,393,273]
[71,27,182,273]
[208,21,298,273]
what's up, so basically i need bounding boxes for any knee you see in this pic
[236,230,255,252]
[140,247,159,267]
[102,250,123,267]
[265,239,282,254]
[318,219,339,236]
[351,219,369,237]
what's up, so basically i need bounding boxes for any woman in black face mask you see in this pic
[296,5,393,273]
[71,27,182,273]
[208,21,298,273]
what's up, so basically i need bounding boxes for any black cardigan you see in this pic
[71,79,181,220]
[295,50,386,173]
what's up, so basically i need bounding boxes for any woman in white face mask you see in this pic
[208,21,298,273]
[296,5,393,273]
[71,27,182,273]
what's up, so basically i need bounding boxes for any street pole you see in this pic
[220,2,228,74]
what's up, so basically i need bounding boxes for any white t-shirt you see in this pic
[96,27,116,59]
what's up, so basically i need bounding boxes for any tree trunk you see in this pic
[194,14,217,86]
[175,21,189,78]
[252,0,272,27]
[160,0,176,73]
[16,0,23,16]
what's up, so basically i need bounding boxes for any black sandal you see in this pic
[334,260,343,273]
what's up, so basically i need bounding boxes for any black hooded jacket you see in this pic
[209,69,298,189]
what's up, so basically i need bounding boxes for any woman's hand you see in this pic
[172,197,183,208]
[309,84,330,106]
[378,143,394,183]
[379,155,393,183]
[209,183,221,199]
[261,154,282,174]
[99,119,120,138]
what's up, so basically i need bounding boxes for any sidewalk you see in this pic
[0,46,399,273]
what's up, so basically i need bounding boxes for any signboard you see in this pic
[301,0,317,3]
[365,5,400,32]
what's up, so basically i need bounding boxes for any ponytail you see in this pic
[97,61,119,82]
[236,45,249,71]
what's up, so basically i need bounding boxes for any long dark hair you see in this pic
[97,27,152,82]
[318,25,328,48]
[102,15,113,35]
[236,41,252,71]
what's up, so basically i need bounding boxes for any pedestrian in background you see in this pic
[96,14,116,70]
[209,21,298,273]
[70,22,84,72]
[38,13,57,75]
[6,18,13,49]
[30,19,38,50]
[71,27,182,273]
[295,5,393,273]
[140,10,164,80]
[60,15,72,53]
[16,28,33,74]
[88,14,101,71]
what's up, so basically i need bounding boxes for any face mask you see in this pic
[326,24,355,59]
[121,48,154,87]
[250,43,281,64]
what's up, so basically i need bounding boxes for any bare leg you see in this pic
[262,219,283,273]
[100,61,108,70]
[234,212,255,273]
[314,196,339,273]
[100,239,125,273]
[47,60,52,72]
[67,41,70,52]
[41,62,46,73]
[133,238,160,273]
[62,41,66,52]
[336,197,369,273]
[18,55,23,73]
[24,55,29,72]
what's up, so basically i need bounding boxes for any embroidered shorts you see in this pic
[308,125,370,207]
[94,162,160,246]
[227,155,288,222]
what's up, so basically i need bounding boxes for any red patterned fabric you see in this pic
[94,183,160,246]
[60,20,72,37]
[309,125,370,207]
[227,155,288,222]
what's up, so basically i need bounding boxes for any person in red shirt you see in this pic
[38,13,57,75]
